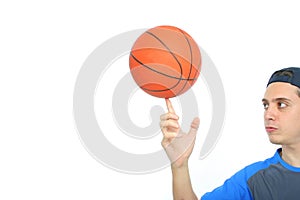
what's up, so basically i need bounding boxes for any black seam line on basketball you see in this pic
[174,28,196,95]
[145,30,183,90]
[142,28,197,94]
[146,28,199,94]
[130,53,196,81]
[143,31,199,94]
[140,81,196,92]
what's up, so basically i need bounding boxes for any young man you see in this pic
[160,67,300,200]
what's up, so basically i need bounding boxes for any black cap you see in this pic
[267,67,300,89]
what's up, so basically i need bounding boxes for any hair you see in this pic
[272,70,300,97]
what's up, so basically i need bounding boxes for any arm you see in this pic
[160,98,200,200]
[172,163,198,200]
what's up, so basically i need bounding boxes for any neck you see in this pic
[281,145,300,167]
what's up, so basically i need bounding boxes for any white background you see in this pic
[1,0,299,199]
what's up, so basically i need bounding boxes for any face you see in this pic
[263,82,300,146]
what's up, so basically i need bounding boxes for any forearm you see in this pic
[171,163,198,200]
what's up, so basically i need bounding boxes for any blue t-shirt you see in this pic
[201,148,300,200]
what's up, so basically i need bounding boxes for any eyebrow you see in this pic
[262,97,293,103]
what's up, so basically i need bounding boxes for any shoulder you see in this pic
[233,149,280,181]
[201,149,280,200]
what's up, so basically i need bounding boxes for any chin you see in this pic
[268,136,282,145]
[269,140,282,145]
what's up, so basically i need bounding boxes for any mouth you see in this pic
[265,126,278,133]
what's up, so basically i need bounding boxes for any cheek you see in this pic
[292,106,300,120]
[285,109,300,131]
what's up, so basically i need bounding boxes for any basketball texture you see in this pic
[129,25,201,98]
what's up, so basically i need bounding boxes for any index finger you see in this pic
[165,98,176,114]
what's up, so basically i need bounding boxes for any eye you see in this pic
[278,102,287,109]
[263,103,269,110]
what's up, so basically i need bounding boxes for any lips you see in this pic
[265,126,278,133]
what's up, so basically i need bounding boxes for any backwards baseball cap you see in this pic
[267,67,300,89]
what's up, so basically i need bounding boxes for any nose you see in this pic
[264,105,276,121]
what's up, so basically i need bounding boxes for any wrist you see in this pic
[171,160,189,171]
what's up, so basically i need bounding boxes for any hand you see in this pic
[160,98,200,168]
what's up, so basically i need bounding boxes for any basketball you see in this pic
[129,25,201,98]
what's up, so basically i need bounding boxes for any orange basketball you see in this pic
[129,25,201,98]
